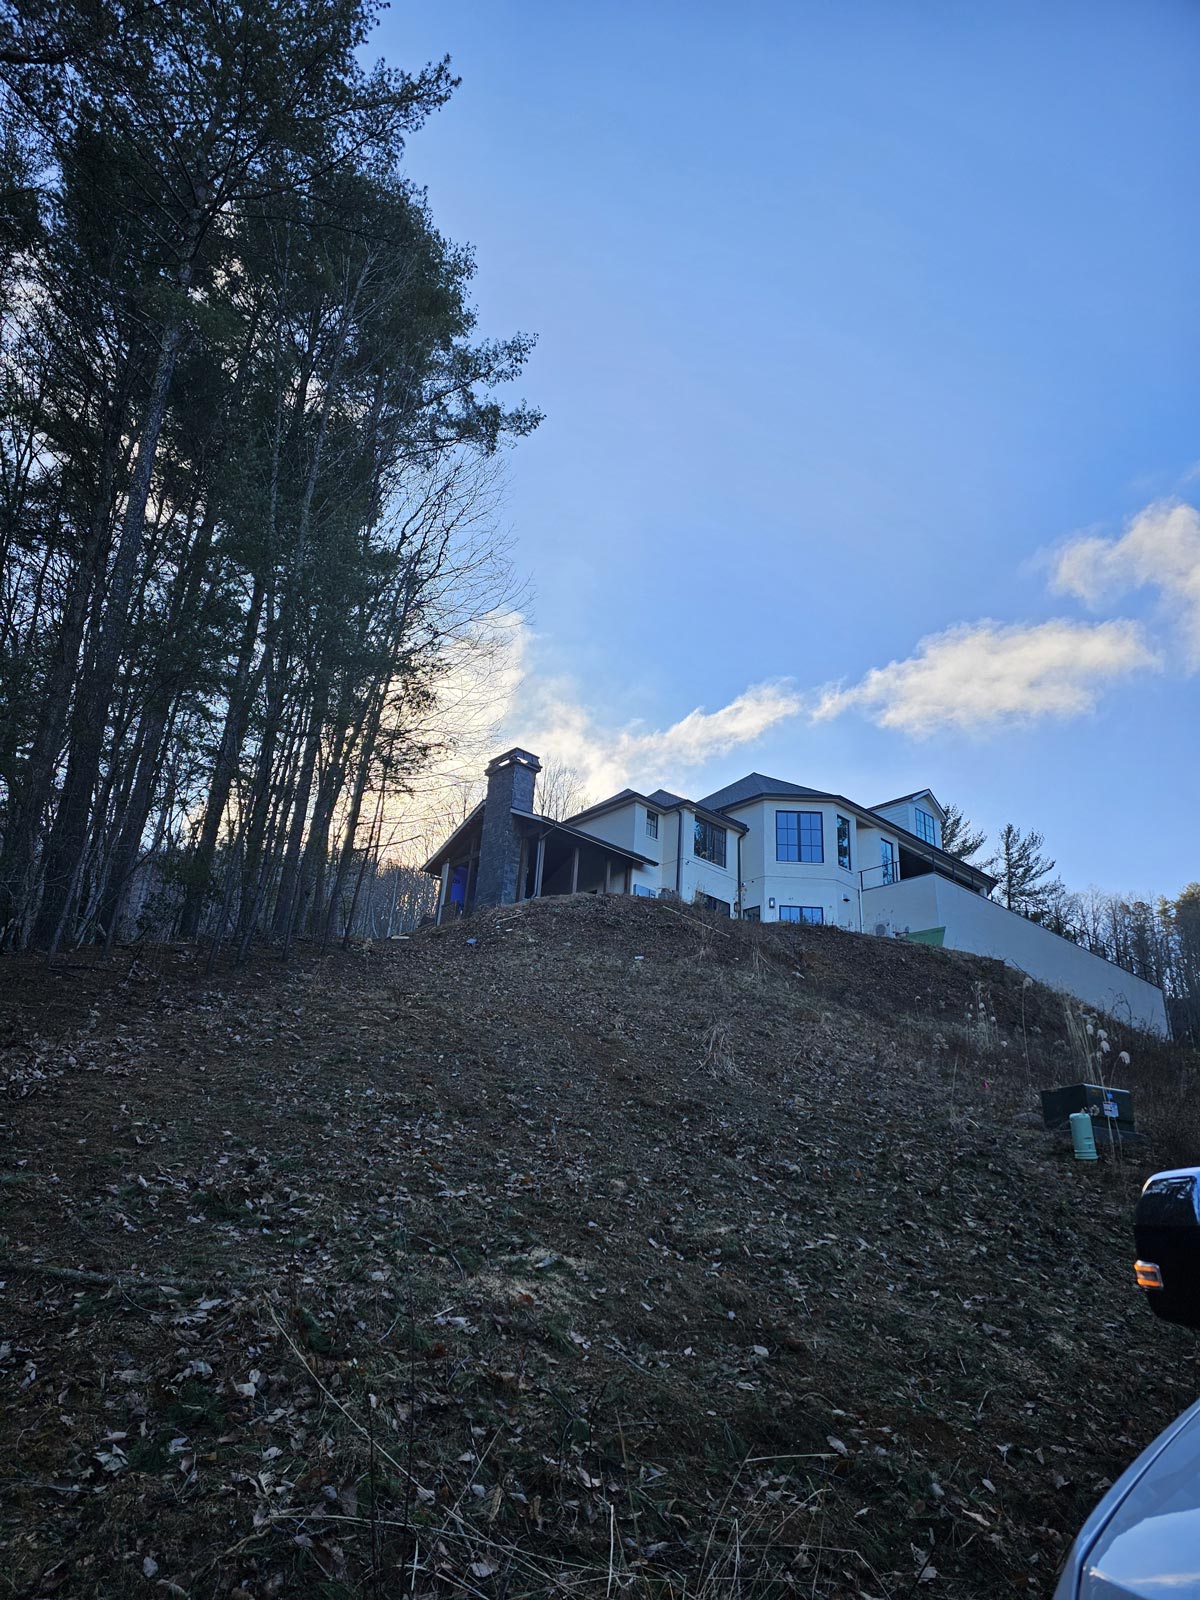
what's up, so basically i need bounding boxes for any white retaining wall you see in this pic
[863,873,1169,1036]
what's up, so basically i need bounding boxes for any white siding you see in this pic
[728,799,879,928]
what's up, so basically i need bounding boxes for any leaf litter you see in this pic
[0,894,1197,1597]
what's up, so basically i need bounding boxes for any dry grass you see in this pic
[1,895,1198,1598]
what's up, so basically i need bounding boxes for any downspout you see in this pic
[736,828,742,919]
[675,810,683,897]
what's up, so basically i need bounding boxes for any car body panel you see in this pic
[1054,1399,1200,1598]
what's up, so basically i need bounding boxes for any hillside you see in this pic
[2,896,1197,1599]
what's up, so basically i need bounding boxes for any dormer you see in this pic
[871,790,946,849]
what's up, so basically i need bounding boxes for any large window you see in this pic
[694,817,727,867]
[741,905,761,922]
[836,814,851,871]
[699,893,731,916]
[914,807,937,846]
[779,905,824,925]
[776,810,823,862]
[880,839,896,885]
[645,809,659,839]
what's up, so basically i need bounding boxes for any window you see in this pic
[632,883,656,897]
[880,839,896,885]
[699,893,731,916]
[779,905,824,925]
[645,809,659,839]
[694,816,727,866]
[837,814,851,871]
[776,810,823,862]
[914,807,937,846]
[741,905,761,922]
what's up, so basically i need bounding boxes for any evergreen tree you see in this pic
[986,823,1064,918]
[940,802,987,862]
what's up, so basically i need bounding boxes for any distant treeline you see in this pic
[943,810,1200,1045]
[0,0,536,956]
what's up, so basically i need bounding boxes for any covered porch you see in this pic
[423,807,652,922]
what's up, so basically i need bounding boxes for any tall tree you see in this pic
[0,0,539,954]
[986,823,1063,918]
[940,802,987,862]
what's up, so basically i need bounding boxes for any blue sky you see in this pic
[379,1,1200,896]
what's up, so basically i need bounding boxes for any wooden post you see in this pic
[570,846,580,893]
[437,863,450,924]
[603,859,612,895]
[533,837,545,898]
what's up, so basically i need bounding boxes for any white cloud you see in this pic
[509,668,804,798]
[812,618,1158,736]
[1052,499,1200,666]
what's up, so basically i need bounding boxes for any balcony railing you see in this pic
[859,861,898,890]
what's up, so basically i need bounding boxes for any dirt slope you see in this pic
[2,896,1197,1599]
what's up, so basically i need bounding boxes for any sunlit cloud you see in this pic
[1052,499,1200,667]
[508,665,804,798]
[812,618,1158,736]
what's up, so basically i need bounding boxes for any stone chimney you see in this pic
[474,748,541,909]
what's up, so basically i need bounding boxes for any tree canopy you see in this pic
[0,0,538,953]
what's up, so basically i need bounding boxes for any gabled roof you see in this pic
[697,772,824,810]
[871,789,946,818]
[564,786,746,835]
[420,801,484,874]
[421,804,656,875]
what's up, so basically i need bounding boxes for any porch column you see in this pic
[533,837,545,898]
[570,846,580,893]
[603,859,612,895]
[437,862,450,925]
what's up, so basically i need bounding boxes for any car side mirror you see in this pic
[1135,1168,1200,1328]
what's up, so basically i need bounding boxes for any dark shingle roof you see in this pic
[697,772,823,812]
[644,788,687,808]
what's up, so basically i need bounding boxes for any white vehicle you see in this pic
[1054,1167,1200,1599]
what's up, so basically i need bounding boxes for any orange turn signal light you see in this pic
[1135,1259,1164,1291]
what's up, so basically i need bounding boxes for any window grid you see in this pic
[836,814,851,871]
[914,808,937,845]
[694,817,727,867]
[699,893,731,916]
[779,905,824,925]
[645,810,659,839]
[880,839,896,885]
[776,810,823,863]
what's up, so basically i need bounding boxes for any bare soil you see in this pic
[2,895,1198,1599]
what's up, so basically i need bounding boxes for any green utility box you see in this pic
[1041,1082,1135,1138]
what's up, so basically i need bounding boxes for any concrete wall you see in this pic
[864,873,1169,1035]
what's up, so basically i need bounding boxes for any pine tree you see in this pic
[986,823,1063,918]
[940,802,987,862]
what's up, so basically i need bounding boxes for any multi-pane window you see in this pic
[645,809,659,839]
[776,810,823,862]
[694,817,727,866]
[741,906,761,922]
[836,814,851,871]
[779,905,824,925]
[880,839,896,885]
[914,807,937,845]
[699,893,731,916]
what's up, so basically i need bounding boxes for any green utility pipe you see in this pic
[1070,1110,1098,1162]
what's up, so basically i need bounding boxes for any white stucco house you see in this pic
[423,749,1169,1036]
